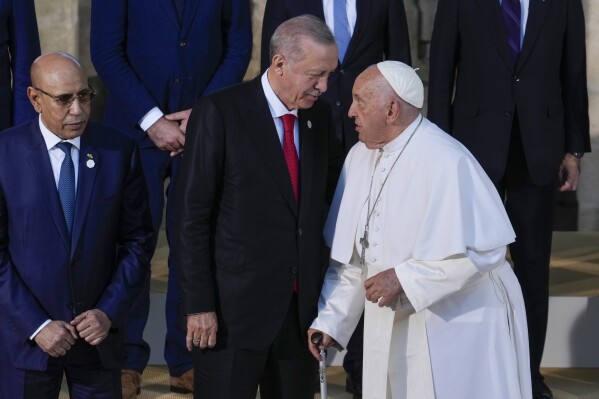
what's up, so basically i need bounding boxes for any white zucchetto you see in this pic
[376,61,424,108]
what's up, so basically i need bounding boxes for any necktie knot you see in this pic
[56,141,72,157]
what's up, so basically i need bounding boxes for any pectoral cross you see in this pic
[360,226,369,266]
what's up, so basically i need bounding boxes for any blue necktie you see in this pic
[334,0,351,63]
[56,142,76,234]
[501,0,521,65]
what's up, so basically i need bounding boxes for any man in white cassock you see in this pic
[307,61,532,399]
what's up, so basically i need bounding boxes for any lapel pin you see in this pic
[86,159,95,169]
[307,120,312,129]
[87,153,94,159]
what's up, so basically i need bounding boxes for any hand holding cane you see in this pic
[311,332,328,399]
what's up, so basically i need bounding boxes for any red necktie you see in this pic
[281,114,300,292]
[281,114,299,203]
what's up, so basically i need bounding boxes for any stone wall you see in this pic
[32,0,598,229]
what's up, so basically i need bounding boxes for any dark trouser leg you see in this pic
[500,117,557,384]
[260,294,318,399]
[163,155,193,376]
[505,184,554,380]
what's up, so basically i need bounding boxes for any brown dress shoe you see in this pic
[170,369,194,394]
[121,369,142,399]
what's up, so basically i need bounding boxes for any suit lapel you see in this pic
[26,123,70,249]
[297,108,317,219]
[241,79,299,216]
[70,137,98,257]
[181,0,201,37]
[475,0,514,71]
[343,0,370,65]
[158,0,182,30]
[517,0,552,70]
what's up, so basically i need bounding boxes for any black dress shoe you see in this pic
[533,378,553,399]
[345,372,362,398]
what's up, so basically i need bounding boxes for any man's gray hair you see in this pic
[269,14,336,64]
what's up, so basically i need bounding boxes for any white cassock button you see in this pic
[373,242,378,247]
[375,226,380,232]
[372,258,377,263]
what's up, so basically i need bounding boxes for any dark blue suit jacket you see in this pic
[0,120,154,374]
[90,0,252,147]
[0,0,40,130]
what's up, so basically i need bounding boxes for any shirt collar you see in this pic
[261,70,299,119]
[383,114,423,153]
[38,114,81,151]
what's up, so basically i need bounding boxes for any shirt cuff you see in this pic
[30,319,52,340]
[139,107,164,131]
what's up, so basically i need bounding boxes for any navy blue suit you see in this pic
[90,0,252,376]
[0,0,40,130]
[0,120,153,398]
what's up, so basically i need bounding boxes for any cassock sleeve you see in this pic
[310,256,365,349]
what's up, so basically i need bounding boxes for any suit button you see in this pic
[297,228,303,236]
[291,266,298,275]
[335,100,341,106]
[504,111,512,117]
[180,41,187,47]
[513,76,520,82]
[339,69,345,75]
[174,77,181,84]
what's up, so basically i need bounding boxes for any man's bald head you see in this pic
[28,52,92,140]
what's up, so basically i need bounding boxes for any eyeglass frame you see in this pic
[33,86,96,107]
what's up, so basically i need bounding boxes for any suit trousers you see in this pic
[193,294,317,399]
[498,116,556,381]
[21,340,121,399]
[123,147,192,376]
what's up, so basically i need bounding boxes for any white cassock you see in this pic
[311,116,532,399]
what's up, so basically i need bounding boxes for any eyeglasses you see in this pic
[34,86,96,107]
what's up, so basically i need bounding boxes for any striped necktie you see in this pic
[501,0,521,65]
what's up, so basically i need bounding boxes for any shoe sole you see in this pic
[170,386,193,394]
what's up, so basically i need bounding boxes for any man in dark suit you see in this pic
[261,0,411,154]
[173,15,338,399]
[0,52,153,399]
[261,2,412,395]
[90,1,252,395]
[427,0,590,397]
[0,0,40,130]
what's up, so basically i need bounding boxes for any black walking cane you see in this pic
[311,332,328,399]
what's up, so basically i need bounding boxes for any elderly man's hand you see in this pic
[364,268,403,307]
[34,320,78,357]
[146,117,185,156]
[307,329,335,361]
[71,309,111,346]
[186,312,218,351]
[558,153,581,192]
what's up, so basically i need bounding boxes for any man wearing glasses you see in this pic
[0,51,154,399]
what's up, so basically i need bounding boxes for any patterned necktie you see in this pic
[334,0,351,63]
[501,0,521,65]
[56,142,76,234]
[281,114,299,203]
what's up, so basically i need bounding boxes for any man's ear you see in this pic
[271,54,286,76]
[27,86,42,113]
[386,100,400,122]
